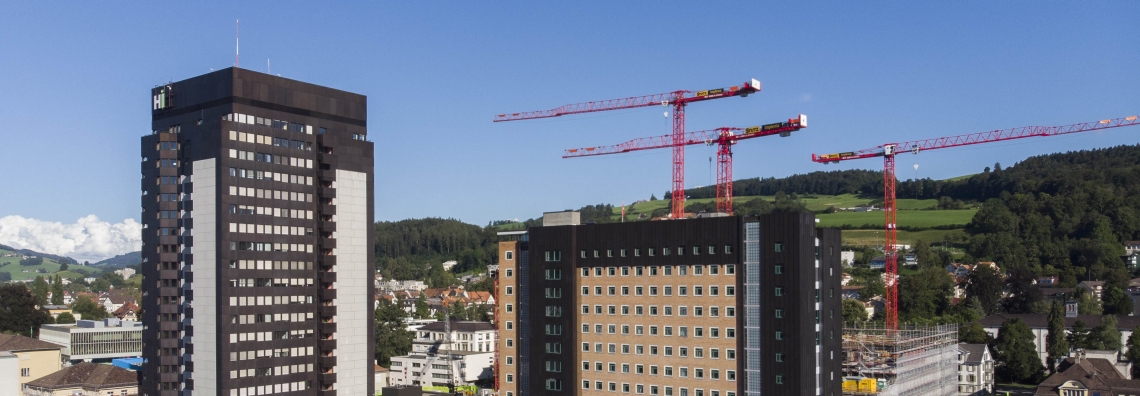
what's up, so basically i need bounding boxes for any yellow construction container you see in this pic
[858,378,878,393]
[842,379,858,392]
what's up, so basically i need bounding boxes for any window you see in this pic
[545,250,562,262]
[505,286,513,295]
[776,375,784,384]
[677,246,684,256]
[582,287,589,296]
[710,265,719,275]
[546,379,563,391]
[708,245,716,254]
[635,248,641,257]
[664,286,673,296]
[693,265,703,275]
[776,353,784,362]
[727,349,736,359]
[774,287,782,296]
[581,250,587,258]
[635,286,644,296]
[726,264,735,274]
[622,267,630,276]
[607,249,613,258]
[725,245,733,254]
[710,286,719,296]
[650,286,658,296]
[582,268,589,277]
[775,265,783,274]
[608,268,617,276]
[774,243,784,252]
[581,305,589,314]
[595,286,603,295]
[775,309,783,318]
[21,368,30,377]
[775,331,783,340]
[595,267,604,276]
[506,269,513,277]
[593,250,600,258]
[636,266,644,276]
[505,251,514,260]
[621,248,627,257]
[649,248,655,256]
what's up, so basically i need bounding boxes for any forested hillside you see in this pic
[373,218,497,284]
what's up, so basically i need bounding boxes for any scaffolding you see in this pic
[841,323,958,396]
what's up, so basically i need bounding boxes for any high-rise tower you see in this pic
[140,68,374,396]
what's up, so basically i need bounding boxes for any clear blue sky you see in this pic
[1,2,1137,227]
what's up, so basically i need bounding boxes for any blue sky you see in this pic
[0,1,1137,237]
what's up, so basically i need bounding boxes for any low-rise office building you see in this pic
[390,320,496,387]
[38,319,142,362]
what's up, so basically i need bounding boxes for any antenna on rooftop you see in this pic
[235,20,240,68]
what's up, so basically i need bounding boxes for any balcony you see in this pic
[320,256,337,267]
[319,169,336,182]
[319,204,336,215]
[318,372,336,384]
[319,221,336,233]
[319,355,337,367]
[318,271,337,283]
[319,288,337,300]
[320,322,337,334]
[319,305,337,316]
[319,390,337,396]
[321,238,337,249]
[320,339,337,351]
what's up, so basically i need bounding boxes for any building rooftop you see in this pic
[0,334,64,352]
[25,362,138,390]
[418,320,494,332]
[957,343,988,364]
[1035,357,1140,395]
[978,314,1140,330]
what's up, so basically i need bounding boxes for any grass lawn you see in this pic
[840,229,969,249]
[0,249,95,281]
[817,209,977,228]
[622,194,940,217]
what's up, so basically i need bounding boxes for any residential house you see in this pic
[841,273,853,286]
[1033,356,1140,396]
[0,335,63,395]
[841,285,864,300]
[903,254,917,266]
[97,290,136,314]
[1078,280,1106,301]
[1038,277,1059,286]
[375,365,391,389]
[441,260,458,271]
[21,362,139,396]
[870,256,886,269]
[1039,288,1075,304]
[946,263,973,278]
[840,251,855,267]
[40,305,74,321]
[957,343,995,395]
[1126,241,1140,256]
[112,302,140,321]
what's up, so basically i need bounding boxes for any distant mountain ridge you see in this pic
[0,243,78,265]
[91,251,141,268]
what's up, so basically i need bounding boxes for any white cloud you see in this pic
[0,215,141,263]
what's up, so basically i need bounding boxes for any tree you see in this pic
[425,262,459,288]
[859,278,885,302]
[0,284,53,336]
[912,240,937,269]
[1003,266,1043,314]
[0,272,10,282]
[1125,327,1140,379]
[54,312,76,324]
[59,262,68,271]
[958,322,993,344]
[966,263,1004,315]
[1089,315,1123,351]
[1075,288,1103,315]
[650,194,658,201]
[467,276,494,292]
[842,298,868,324]
[898,266,954,322]
[71,295,109,321]
[50,275,64,305]
[993,318,1045,384]
[1067,320,1090,349]
[1103,286,1134,316]
[414,294,431,319]
[1046,301,1070,373]
[31,276,48,306]
[374,298,413,367]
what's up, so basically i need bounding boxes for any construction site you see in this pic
[841,323,960,396]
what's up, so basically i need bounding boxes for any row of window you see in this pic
[581,264,735,277]
[579,325,736,339]
[582,245,733,258]
[230,363,313,379]
[228,185,313,203]
[228,204,313,219]
[156,193,181,202]
[229,295,315,307]
[228,278,315,288]
[230,346,313,360]
[156,227,181,236]
[157,159,179,168]
[580,343,736,358]
[156,210,181,219]
[229,130,315,150]
[223,114,312,134]
[227,241,313,253]
[228,260,313,271]
[579,285,736,297]
[228,222,314,236]
[580,380,735,396]
[157,141,180,151]
[228,166,313,185]
[229,149,313,169]
[227,382,312,396]
[229,328,313,343]
[229,312,315,324]
[156,176,181,185]
[581,364,736,380]
[580,305,736,318]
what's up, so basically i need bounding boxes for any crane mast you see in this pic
[812,115,1140,331]
[496,79,762,218]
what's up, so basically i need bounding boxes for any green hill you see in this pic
[0,248,100,282]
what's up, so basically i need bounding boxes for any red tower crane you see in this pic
[812,115,1140,331]
[564,115,807,215]
[495,79,762,218]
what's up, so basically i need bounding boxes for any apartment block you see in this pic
[495,212,844,396]
[140,68,374,396]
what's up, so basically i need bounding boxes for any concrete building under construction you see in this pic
[841,323,958,396]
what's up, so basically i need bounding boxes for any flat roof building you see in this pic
[38,319,143,362]
[496,212,844,396]
[140,68,374,396]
